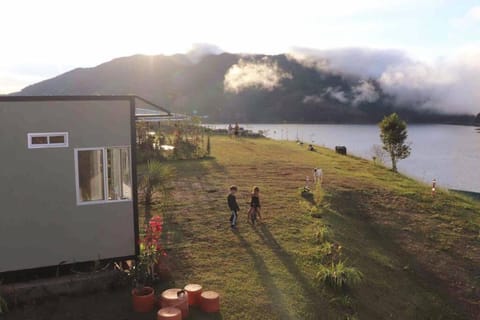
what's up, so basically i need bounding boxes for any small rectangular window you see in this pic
[31,136,48,145]
[49,135,65,144]
[28,132,68,149]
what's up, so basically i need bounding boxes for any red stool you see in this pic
[160,289,189,319]
[157,307,182,320]
[201,291,220,313]
[184,284,203,306]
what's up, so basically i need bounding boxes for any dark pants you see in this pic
[230,210,238,226]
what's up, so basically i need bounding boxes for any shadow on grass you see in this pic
[152,156,229,289]
[168,157,227,177]
[188,307,224,320]
[326,189,471,319]
[232,229,292,320]
[252,224,327,317]
[301,190,315,205]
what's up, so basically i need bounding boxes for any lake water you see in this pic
[209,124,480,193]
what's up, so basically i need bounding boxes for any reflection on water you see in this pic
[209,124,480,193]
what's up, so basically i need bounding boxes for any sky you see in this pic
[1,0,479,95]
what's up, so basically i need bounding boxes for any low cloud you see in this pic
[224,58,292,93]
[303,81,379,106]
[352,80,379,106]
[379,52,480,113]
[290,47,480,114]
[289,47,409,78]
[324,87,349,104]
[303,95,323,104]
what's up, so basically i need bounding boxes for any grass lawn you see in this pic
[156,136,480,320]
[5,136,479,320]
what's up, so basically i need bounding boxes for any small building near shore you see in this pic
[0,95,170,273]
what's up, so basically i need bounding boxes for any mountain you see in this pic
[14,53,476,124]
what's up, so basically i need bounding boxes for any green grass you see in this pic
[150,136,480,320]
[316,260,364,290]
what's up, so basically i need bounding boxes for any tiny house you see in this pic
[0,95,170,273]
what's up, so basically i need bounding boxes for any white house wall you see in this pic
[0,99,136,272]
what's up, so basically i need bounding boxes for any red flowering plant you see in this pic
[130,215,165,290]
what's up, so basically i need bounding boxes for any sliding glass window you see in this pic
[107,148,132,200]
[75,146,132,205]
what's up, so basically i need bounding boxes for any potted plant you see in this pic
[148,216,171,279]
[129,217,163,313]
[130,257,155,313]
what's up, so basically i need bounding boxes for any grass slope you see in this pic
[158,136,480,320]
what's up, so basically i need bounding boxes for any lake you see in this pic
[208,124,480,193]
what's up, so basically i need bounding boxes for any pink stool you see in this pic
[184,284,203,306]
[157,307,182,320]
[160,288,189,319]
[201,291,220,313]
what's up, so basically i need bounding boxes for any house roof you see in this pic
[0,94,172,117]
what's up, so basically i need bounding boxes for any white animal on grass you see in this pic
[313,168,323,184]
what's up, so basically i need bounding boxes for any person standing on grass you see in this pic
[248,186,262,224]
[234,122,240,137]
[227,185,240,228]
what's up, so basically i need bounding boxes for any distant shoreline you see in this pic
[204,122,479,127]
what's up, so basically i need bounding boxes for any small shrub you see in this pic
[138,161,174,210]
[319,241,333,256]
[299,200,319,216]
[313,225,332,243]
[309,249,328,264]
[316,260,363,290]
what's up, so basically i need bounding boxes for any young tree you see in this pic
[379,113,411,172]
[138,161,173,219]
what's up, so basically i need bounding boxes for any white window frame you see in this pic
[28,132,69,149]
[74,146,132,206]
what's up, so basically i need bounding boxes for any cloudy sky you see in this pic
[1,0,479,95]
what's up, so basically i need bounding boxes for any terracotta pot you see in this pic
[201,291,220,313]
[132,286,155,313]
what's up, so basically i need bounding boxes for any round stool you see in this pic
[161,288,189,319]
[184,284,202,306]
[157,307,182,320]
[200,291,220,313]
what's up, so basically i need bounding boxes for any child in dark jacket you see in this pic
[227,185,240,228]
[248,186,262,224]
